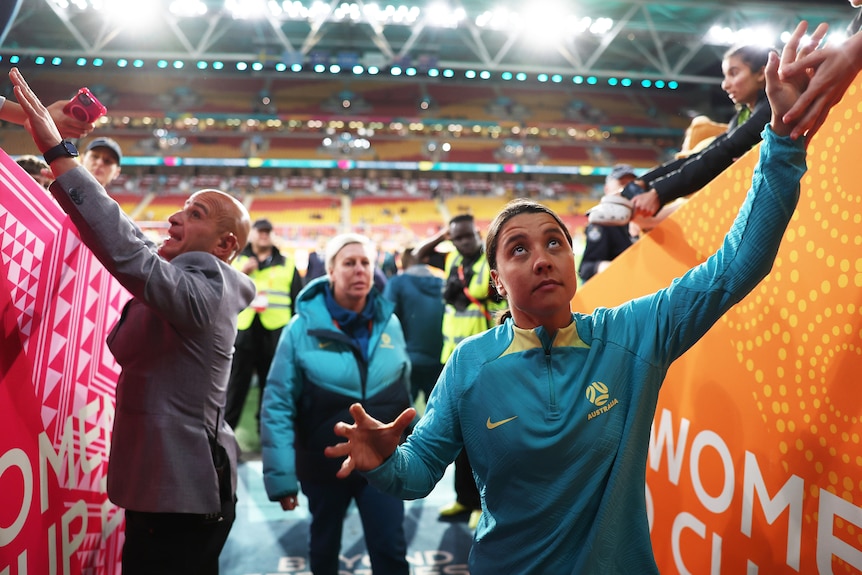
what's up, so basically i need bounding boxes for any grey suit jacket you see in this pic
[50,167,255,514]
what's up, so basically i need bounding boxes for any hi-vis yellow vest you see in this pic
[440,251,505,362]
[234,254,296,331]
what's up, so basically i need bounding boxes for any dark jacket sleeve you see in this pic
[578,224,634,282]
[647,93,771,206]
[290,267,303,314]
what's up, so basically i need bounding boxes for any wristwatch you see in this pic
[43,140,79,165]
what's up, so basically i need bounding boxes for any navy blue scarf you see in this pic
[324,284,376,361]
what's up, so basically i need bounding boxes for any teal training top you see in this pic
[366,127,806,574]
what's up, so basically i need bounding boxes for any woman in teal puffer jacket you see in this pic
[261,233,412,575]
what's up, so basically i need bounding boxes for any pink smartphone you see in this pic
[62,87,107,122]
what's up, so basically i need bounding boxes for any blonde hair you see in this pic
[324,233,377,273]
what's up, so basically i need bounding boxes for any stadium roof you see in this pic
[2,0,853,88]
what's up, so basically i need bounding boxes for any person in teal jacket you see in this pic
[324,42,818,574]
[260,232,412,575]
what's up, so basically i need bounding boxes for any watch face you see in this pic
[62,141,79,156]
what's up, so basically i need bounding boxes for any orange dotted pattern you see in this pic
[683,84,862,572]
[575,82,862,572]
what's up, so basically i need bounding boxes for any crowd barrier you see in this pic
[0,156,127,573]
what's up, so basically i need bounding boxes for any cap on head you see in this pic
[85,137,122,164]
[608,164,636,182]
[324,232,375,272]
[253,218,273,232]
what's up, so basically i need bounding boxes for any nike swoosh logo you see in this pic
[486,416,518,429]
[319,342,331,349]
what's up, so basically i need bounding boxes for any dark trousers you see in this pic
[224,319,283,429]
[301,477,409,575]
[454,450,481,510]
[121,498,236,575]
[409,361,444,401]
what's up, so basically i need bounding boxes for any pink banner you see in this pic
[0,150,128,575]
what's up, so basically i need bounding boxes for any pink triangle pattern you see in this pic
[1,151,124,572]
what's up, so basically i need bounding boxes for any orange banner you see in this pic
[574,84,862,573]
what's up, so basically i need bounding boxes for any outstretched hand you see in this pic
[9,68,63,153]
[324,403,416,479]
[778,21,850,140]
[765,22,824,140]
[47,99,96,139]
[631,189,660,218]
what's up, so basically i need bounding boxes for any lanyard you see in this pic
[458,264,492,323]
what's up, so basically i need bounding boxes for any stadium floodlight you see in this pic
[426,3,465,28]
[390,66,403,76]
[443,69,454,78]
[275,62,286,71]
[641,79,651,88]
[537,73,548,82]
[35,57,46,65]
[706,24,776,47]
[252,62,264,71]
[225,0,269,19]
[368,66,380,75]
[314,64,326,73]
[330,64,342,73]
[655,80,665,88]
[465,70,476,79]
[76,58,87,66]
[197,61,208,69]
[406,67,418,76]
[117,59,128,68]
[573,75,584,84]
[428,68,440,77]
[479,70,491,80]
[237,62,249,71]
[823,31,849,46]
[352,65,364,74]
[157,60,168,68]
[551,74,562,83]
[515,72,527,81]
[133,59,144,68]
[169,0,207,17]
[608,77,618,86]
[586,76,597,84]
[621,78,632,87]
[291,63,302,72]
[668,81,678,89]
[51,57,62,66]
[93,58,104,67]
[173,60,185,69]
[213,61,224,70]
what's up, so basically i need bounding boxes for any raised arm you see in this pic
[7,68,84,177]
[0,93,96,139]
[412,226,448,263]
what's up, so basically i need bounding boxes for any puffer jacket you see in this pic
[260,276,411,499]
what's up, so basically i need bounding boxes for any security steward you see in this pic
[225,218,303,431]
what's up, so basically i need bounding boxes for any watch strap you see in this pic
[43,140,79,165]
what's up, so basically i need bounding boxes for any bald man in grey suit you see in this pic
[11,67,255,575]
